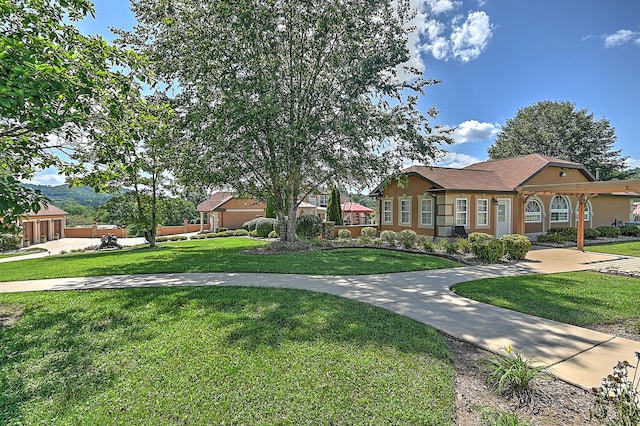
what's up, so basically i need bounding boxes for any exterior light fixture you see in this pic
[492,197,499,205]
[559,170,567,177]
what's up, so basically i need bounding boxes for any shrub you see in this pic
[253,217,279,238]
[475,407,532,426]
[242,218,261,232]
[471,238,505,262]
[295,215,323,240]
[360,227,378,238]
[358,235,372,245]
[420,238,436,253]
[483,346,553,407]
[620,225,640,237]
[380,230,397,246]
[468,232,494,244]
[437,239,456,255]
[268,230,279,239]
[398,229,417,249]
[454,238,472,254]
[590,353,640,425]
[583,228,601,239]
[337,228,352,239]
[216,227,228,233]
[250,229,258,237]
[155,236,169,242]
[500,234,531,260]
[0,233,21,251]
[536,232,566,244]
[233,229,249,236]
[596,225,622,238]
[168,235,188,241]
[548,227,577,241]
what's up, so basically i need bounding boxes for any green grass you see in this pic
[585,240,640,257]
[0,286,455,424]
[0,248,47,259]
[453,271,640,326]
[0,238,461,282]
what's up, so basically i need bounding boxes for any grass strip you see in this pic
[0,286,455,424]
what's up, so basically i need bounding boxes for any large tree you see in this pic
[0,0,130,231]
[121,0,451,241]
[71,91,175,247]
[488,101,626,180]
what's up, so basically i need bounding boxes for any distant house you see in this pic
[18,202,68,247]
[197,192,266,231]
[341,201,374,225]
[370,154,640,243]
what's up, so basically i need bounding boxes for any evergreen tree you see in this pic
[326,187,343,225]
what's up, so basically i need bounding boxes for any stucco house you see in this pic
[197,192,266,232]
[18,202,68,247]
[370,154,639,242]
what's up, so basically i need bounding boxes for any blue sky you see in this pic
[32,0,640,184]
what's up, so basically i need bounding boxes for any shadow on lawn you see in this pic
[0,285,450,423]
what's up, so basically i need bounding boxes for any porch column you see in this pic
[35,220,41,244]
[48,219,53,240]
[61,216,66,238]
[199,211,204,232]
[577,195,585,251]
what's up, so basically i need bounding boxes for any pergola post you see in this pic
[577,195,585,251]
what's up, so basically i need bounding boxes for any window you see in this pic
[550,195,569,222]
[476,199,489,227]
[525,199,542,223]
[576,203,591,221]
[318,195,328,207]
[398,196,412,226]
[382,200,393,224]
[309,195,317,206]
[455,198,468,226]
[419,197,433,226]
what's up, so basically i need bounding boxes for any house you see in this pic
[18,202,68,247]
[197,192,266,231]
[370,154,640,245]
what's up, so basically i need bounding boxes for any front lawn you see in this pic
[0,286,455,424]
[585,240,640,257]
[452,271,640,326]
[0,238,461,282]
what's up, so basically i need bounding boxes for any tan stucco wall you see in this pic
[218,198,266,229]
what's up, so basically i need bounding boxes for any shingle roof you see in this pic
[403,154,592,192]
[30,202,68,216]
[404,166,509,191]
[463,154,589,188]
[196,192,235,212]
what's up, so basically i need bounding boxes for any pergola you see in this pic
[516,180,640,251]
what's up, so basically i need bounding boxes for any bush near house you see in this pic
[583,228,601,239]
[0,233,21,251]
[398,230,417,249]
[337,229,352,239]
[468,232,494,244]
[360,227,377,238]
[471,237,505,263]
[380,230,397,246]
[620,225,640,237]
[595,225,621,238]
[296,215,322,240]
[500,234,531,260]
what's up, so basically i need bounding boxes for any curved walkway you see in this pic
[1,246,639,389]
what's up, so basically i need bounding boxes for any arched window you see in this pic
[550,195,570,222]
[525,199,542,223]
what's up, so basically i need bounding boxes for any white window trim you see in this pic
[525,199,543,223]
[398,195,413,227]
[550,195,570,223]
[476,198,489,227]
[575,201,592,222]
[382,198,393,225]
[418,196,433,227]
[455,198,469,227]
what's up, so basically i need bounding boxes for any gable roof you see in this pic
[29,202,68,217]
[197,192,235,212]
[370,154,595,196]
[463,154,593,187]
[404,165,508,191]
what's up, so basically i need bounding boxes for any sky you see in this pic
[31,0,640,185]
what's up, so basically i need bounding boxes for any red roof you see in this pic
[29,202,68,217]
[196,192,235,212]
[341,202,374,213]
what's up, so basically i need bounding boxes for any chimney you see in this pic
[595,168,601,181]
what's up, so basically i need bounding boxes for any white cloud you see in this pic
[414,2,494,63]
[435,152,482,168]
[424,0,461,15]
[451,120,500,144]
[22,167,66,186]
[603,29,640,48]
[450,11,493,62]
[626,158,640,170]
